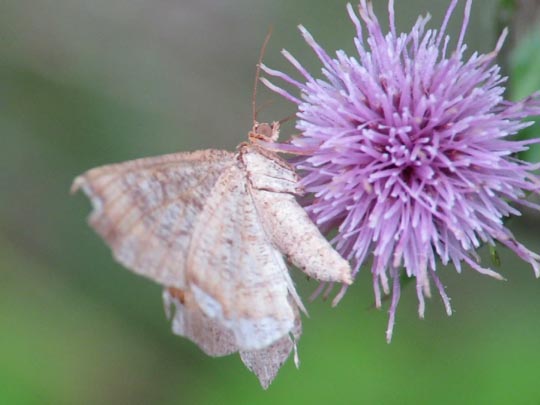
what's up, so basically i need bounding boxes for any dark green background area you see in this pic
[1,1,540,404]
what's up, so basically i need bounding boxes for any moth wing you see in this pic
[163,288,237,357]
[72,150,235,288]
[243,147,352,285]
[164,287,302,389]
[239,299,302,389]
[187,164,299,351]
[253,190,352,284]
[242,145,303,194]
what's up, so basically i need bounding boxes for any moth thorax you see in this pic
[249,121,280,143]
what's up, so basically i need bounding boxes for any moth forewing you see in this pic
[185,163,299,351]
[252,190,353,284]
[241,145,353,285]
[72,150,235,289]
[241,144,303,194]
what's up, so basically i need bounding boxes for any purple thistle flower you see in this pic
[262,0,540,341]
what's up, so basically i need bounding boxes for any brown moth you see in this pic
[71,121,352,388]
[72,30,352,389]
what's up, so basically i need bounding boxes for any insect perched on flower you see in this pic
[262,0,540,341]
[72,35,352,388]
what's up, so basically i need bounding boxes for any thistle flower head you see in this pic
[262,0,540,341]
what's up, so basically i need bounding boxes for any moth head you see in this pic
[249,121,280,143]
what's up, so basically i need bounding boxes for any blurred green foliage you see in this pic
[1,1,540,404]
[510,27,540,162]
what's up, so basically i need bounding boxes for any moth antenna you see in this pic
[255,99,275,117]
[252,26,274,124]
[278,114,296,125]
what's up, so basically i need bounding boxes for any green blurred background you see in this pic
[2,0,540,404]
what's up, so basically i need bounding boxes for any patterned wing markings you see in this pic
[164,288,302,389]
[238,295,302,389]
[72,150,235,288]
[186,163,301,350]
[163,288,237,357]
[241,145,353,285]
[241,144,304,194]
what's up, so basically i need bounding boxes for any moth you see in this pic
[72,29,352,388]
[72,121,352,388]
